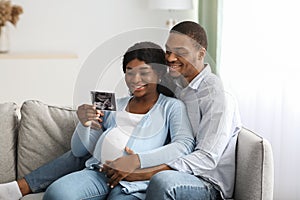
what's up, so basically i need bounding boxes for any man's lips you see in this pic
[168,63,181,71]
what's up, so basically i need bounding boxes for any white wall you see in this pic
[0,0,198,107]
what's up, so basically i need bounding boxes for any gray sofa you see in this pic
[0,100,274,200]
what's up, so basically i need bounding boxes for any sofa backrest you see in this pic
[17,100,79,179]
[234,127,274,200]
[0,102,18,183]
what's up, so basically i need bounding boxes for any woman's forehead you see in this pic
[126,59,145,66]
[126,63,152,70]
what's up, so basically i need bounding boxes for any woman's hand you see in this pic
[77,104,104,128]
[101,148,140,188]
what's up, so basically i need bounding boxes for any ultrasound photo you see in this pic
[91,91,116,111]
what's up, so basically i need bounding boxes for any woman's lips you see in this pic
[132,85,146,92]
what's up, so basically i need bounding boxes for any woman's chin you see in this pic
[169,70,181,78]
[132,90,145,97]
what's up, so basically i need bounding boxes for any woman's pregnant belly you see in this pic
[100,127,131,163]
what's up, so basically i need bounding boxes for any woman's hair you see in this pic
[122,41,175,97]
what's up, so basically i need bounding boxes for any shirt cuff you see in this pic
[76,122,90,134]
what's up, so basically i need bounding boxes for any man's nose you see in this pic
[166,52,177,62]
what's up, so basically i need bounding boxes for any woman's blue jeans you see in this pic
[43,169,139,200]
[145,170,222,200]
[24,150,138,199]
[24,150,90,193]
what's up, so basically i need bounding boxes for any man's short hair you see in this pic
[170,21,208,50]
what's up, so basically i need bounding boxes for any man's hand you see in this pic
[77,104,104,128]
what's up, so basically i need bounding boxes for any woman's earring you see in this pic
[158,78,162,83]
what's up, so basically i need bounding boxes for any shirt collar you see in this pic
[184,64,211,90]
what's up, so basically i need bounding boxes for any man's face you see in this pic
[165,33,203,83]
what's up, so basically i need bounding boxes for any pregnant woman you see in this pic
[43,41,195,200]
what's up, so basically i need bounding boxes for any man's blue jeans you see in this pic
[24,150,90,193]
[145,170,222,200]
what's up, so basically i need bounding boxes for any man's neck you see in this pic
[177,63,207,88]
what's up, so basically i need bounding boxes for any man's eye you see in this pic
[166,50,188,57]
[176,51,188,56]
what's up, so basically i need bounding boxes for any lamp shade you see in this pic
[148,0,193,10]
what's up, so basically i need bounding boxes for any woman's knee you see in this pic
[43,170,110,200]
[43,180,74,200]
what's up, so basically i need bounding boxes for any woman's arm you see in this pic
[71,104,104,157]
[71,123,102,157]
[137,99,195,168]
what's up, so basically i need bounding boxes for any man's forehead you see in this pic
[165,32,196,49]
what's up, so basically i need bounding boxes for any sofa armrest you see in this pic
[0,102,18,183]
[234,127,274,200]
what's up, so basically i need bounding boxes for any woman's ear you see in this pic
[157,71,164,83]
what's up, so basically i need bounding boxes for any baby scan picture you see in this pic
[91,91,116,111]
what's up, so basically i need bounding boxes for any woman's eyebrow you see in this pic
[126,66,151,70]
[138,66,151,70]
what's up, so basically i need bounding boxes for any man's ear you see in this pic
[198,47,206,60]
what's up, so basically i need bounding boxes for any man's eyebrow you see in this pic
[165,45,188,51]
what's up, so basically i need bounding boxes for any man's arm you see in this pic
[124,164,172,182]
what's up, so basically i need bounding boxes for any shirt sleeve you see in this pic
[167,81,241,175]
[138,99,195,168]
[71,122,103,157]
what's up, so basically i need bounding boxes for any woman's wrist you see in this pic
[132,154,141,169]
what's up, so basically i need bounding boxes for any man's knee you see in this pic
[150,170,176,187]
[146,170,179,200]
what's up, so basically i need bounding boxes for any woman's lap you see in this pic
[43,169,110,200]
[107,185,140,200]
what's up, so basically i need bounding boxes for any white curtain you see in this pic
[219,0,300,199]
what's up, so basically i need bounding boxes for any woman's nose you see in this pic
[131,73,142,83]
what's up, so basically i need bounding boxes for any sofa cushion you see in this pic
[21,193,44,200]
[0,102,18,183]
[234,128,274,200]
[17,100,78,179]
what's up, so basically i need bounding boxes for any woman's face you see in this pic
[125,58,159,98]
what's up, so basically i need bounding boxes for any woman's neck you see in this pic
[127,93,159,114]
